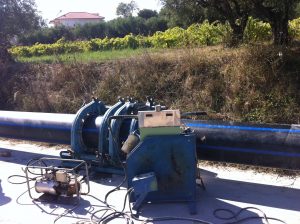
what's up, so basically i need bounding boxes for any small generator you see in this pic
[25,158,90,203]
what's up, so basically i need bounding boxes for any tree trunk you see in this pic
[0,46,14,64]
[230,25,244,46]
[271,14,290,45]
[228,16,248,47]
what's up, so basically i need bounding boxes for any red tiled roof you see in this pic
[52,12,104,21]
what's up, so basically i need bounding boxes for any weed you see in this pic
[2,45,300,124]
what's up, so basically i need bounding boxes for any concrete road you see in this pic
[0,139,299,224]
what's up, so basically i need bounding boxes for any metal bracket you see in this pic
[98,98,125,162]
[108,102,130,164]
[71,99,106,160]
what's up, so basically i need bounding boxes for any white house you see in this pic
[50,12,105,27]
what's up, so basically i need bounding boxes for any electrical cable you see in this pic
[143,217,212,224]
[7,129,288,224]
[53,204,80,224]
[7,158,46,184]
[26,158,48,175]
[104,175,127,205]
[7,174,39,184]
[106,116,213,224]
[76,116,134,224]
[5,118,131,224]
[104,115,131,206]
[90,208,113,223]
[213,207,288,224]
[126,189,212,224]
[6,158,86,224]
[16,186,35,206]
[100,211,132,224]
[8,159,288,224]
[88,188,134,224]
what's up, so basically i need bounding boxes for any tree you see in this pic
[138,9,158,19]
[116,1,139,18]
[106,17,147,37]
[196,0,254,46]
[161,0,253,45]
[0,0,42,61]
[160,0,209,28]
[295,2,300,17]
[145,17,168,35]
[253,0,300,45]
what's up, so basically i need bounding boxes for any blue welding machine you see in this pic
[125,106,197,214]
[60,99,198,214]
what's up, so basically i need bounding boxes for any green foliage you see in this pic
[289,17,300,39]
[116,0,138,17]
[19,26,75,45]
[17,48,155,63]
[253,0,300,45]
[160,0,227,28]
[145,17,168,35]
[187,21,229,46]
[10,18,300,58]
[0,0,43,46]
[150,27,187,48]
[8,45,300,123]
[138,9,158,19]
[161,0,300,45]
[244,17,272,43]
[159,0,207,28]
[105,17,147,37]
[20,16,168,45]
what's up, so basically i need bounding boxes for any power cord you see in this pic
[126,189,212,224]
[213,207,287,224]
[53,204,80,224]
[7,150,288,224]
[104,175,127,205]
[90,188,134,224]
[7,158,46,184]
[9,160,288,224]
[7,174,40,184]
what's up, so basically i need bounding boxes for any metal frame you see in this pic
[60,98,166,174]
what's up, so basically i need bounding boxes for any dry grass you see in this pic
[2,45,300,124]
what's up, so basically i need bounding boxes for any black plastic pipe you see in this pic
[0,111,74,144]
[0,111,300,169]
[0,111,103,146]
[185,120,300,169]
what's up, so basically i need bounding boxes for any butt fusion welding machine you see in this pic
[28,98,198,213]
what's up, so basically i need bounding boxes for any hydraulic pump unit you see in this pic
[25,158,90,203]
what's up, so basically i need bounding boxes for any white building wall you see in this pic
[59,18,102,27]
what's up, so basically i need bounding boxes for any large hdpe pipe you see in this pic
[185,120,300,169]
[0,111,102,146]
[0,111,300,169]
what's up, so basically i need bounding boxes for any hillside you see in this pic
[1,44,300,124]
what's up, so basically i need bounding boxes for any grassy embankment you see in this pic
[1,44,300,124]
[16,48,159,63]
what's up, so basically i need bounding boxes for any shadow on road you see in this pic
[0,179,11,206]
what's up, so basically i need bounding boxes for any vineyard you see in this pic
[10,18,300,58]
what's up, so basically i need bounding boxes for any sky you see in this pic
[34,0,162,25]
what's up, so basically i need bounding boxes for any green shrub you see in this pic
[10,18,300,58]
[289,17,300,39]
[244,17,272,43]
[187,21,227,46]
